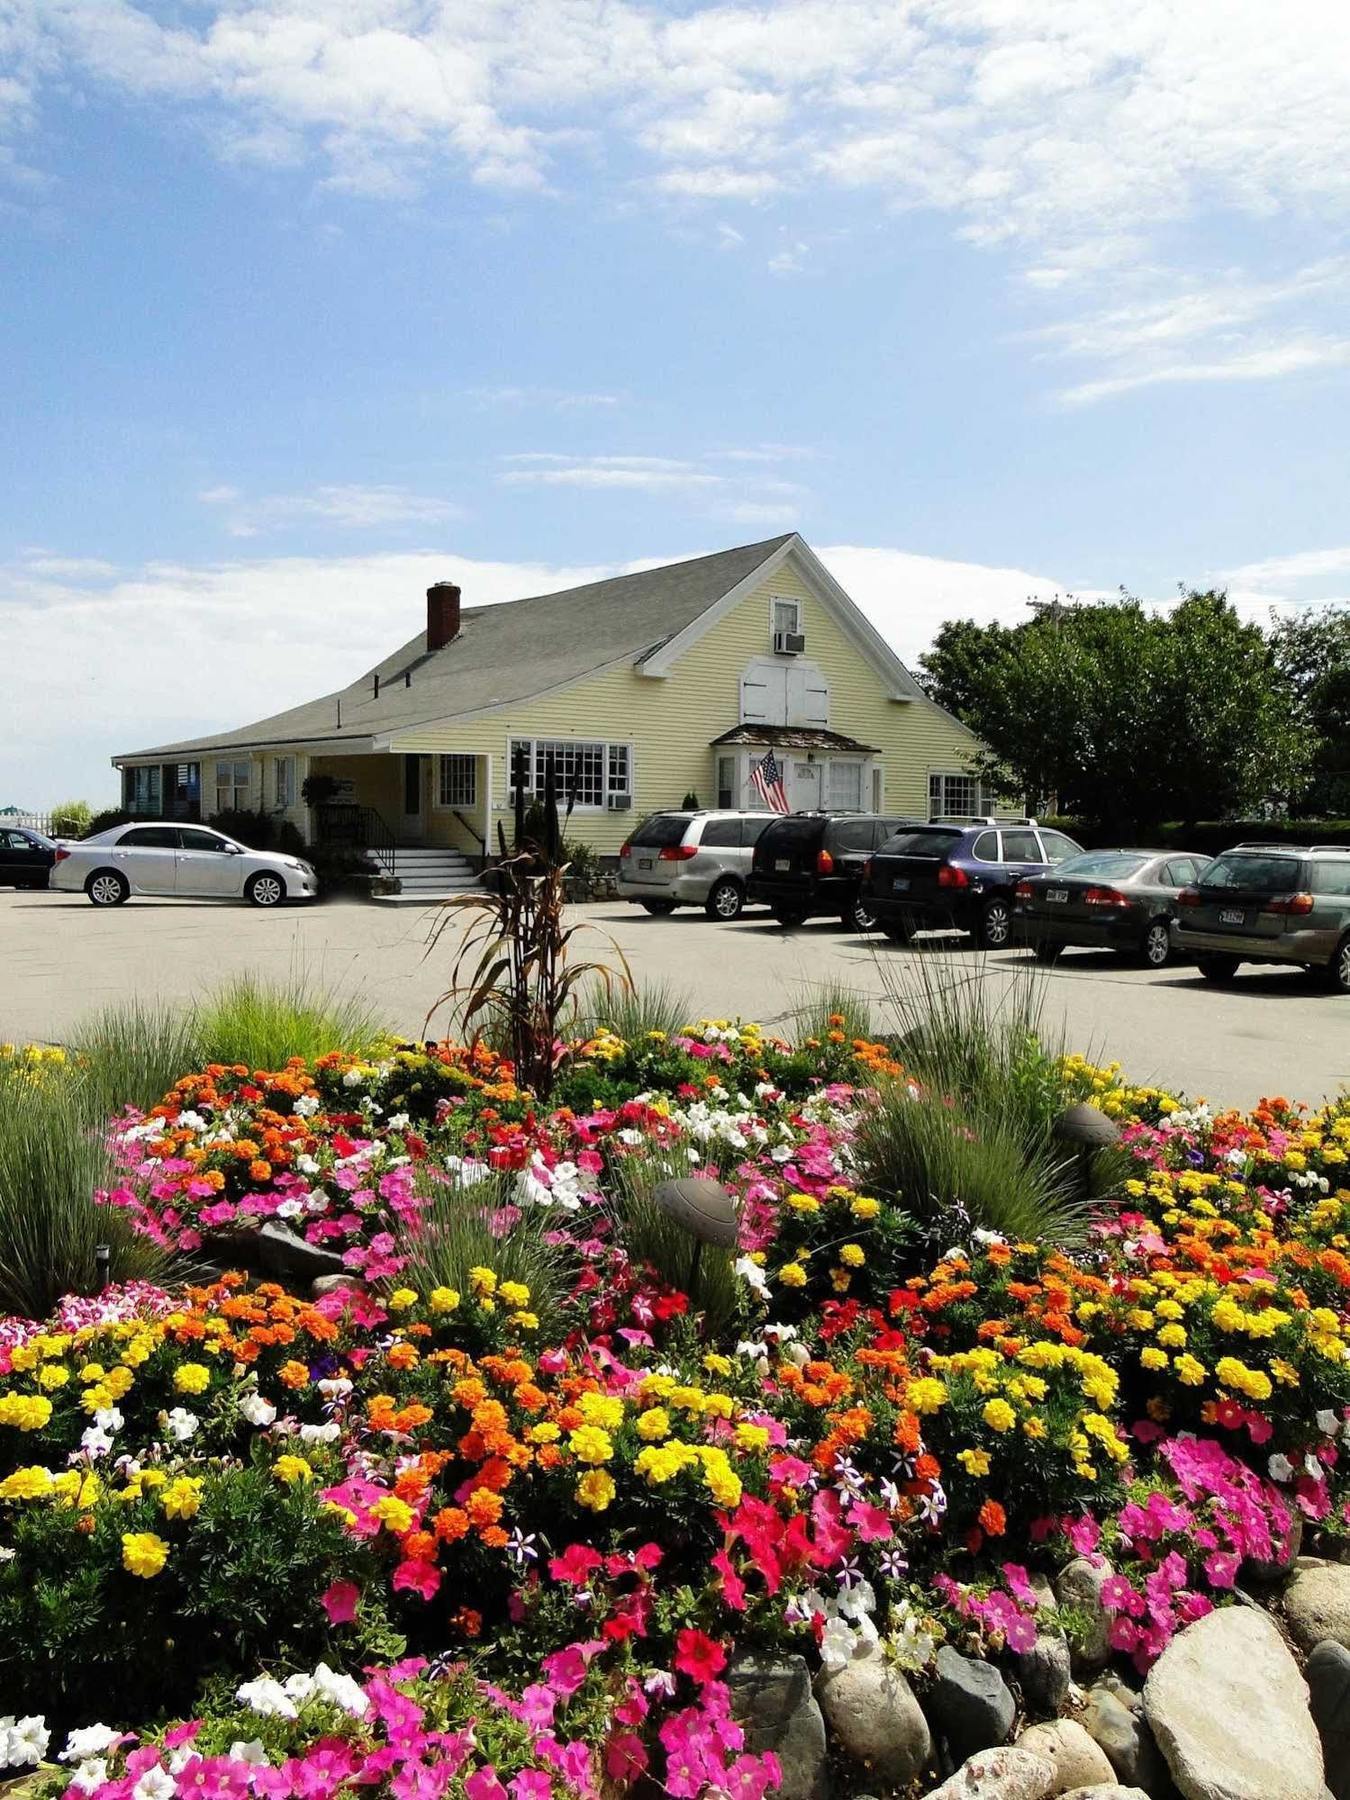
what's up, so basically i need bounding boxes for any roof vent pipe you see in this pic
[427,581,461,652]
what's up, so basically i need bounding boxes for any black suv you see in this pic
[862,819,1083,947]
[1174,843,1350,991]
[748,813,922,929]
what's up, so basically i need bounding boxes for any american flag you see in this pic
[750,749,790,812]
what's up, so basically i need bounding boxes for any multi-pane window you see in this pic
[507,738,631,809]
[273,756,295,810]
[437,754,476,808]
[928,771,984,819]
[125,765,162,814]
[827,760,862,810]
[215,758,251,813]
[772,597,801,636]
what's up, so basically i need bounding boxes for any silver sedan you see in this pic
[50,822,319,907]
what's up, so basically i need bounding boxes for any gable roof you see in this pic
[116,535,795,760]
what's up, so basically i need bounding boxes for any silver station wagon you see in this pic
[50,822,319,908]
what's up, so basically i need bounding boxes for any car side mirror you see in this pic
[226,843,244,854]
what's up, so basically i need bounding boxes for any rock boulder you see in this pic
[815,1643,931,1785]
[922,1746,1056,1799]
[1283,1563,1350,1655]
[729,1655,830,1800]
[1016,1720,1115,1792]
[1306,1641,1350,1800]
[929,1646,1017,1762]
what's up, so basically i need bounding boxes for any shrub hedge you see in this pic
[1039,815,1350,856]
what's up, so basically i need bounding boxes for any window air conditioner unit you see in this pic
[774,630,806,655]
[606,793,632,811]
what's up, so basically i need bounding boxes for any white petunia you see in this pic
[1268,1453,1295,1483]
[163,1408,199,1441]
[133,1765,178,1800]
[70,1758,109,1792]
[61,1725,120,1762]
[236,1676,296,1719]
[239,1393,277,1427]
[228,1741,268,1765]
[4,1717,51,1768]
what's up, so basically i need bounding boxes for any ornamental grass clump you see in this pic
[0,1054,170,1318]
[192,975,387,1069]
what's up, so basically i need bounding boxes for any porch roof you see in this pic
[115,534,795,762]
[710,725,880,754]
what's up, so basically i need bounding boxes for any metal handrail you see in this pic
[451,810,486,855]
[316,803,398,879]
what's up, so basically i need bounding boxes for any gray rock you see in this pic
[1093,1672,1143,1716]
[649,1176,739,1247]
[1016,1630,1072,1714]
[1054,1103,1122,1149]
[311,1273,360,1297]
[1081,1687,1167,1790]
[930,1647,1017,1762]
[1306,1641,1350,1800]
[1143,1605,1328,1800]
[257,1219,348,1281]
[729,1655,830,1800]
[815,1643,931,1784]
[1245,1510,1303,1583]
[1017,1719,1115,1791]
[922,1746,1056,1799]
[1284,1563,1350,1655]
[1054,1558,1113,1673]
[1060,1788,1152,1800]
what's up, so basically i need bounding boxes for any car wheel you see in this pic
[1197,954,1241,984]
[246,871,286,908]
[86,870,129,907]
[1139,920,1172,969]
[1329,935,1350,995]
[640,899,677,916]
[773,906,807,928]
[844,893,880,932]
[881,915,916,945]
[978,897,1013,949]
[1033,941,1062,964]
[705,879,744,921]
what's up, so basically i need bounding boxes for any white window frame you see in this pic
[436,754,477,810]
[770,595,802,639]
[928,770,986,820]
[825,757,864,811]
[273,756,295,811]
[213,759,251,814]
[126,764,162,815]
[506,737,632,811]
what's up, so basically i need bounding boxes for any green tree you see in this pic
[1269,606,1350,814]
[918,593,1305,833]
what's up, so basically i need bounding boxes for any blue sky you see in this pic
[4,1,1350,804]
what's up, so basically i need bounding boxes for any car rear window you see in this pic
[827,820,876,853]
[1202,853,1304,893]
[629,815,692,849]
[880,828,963,857]
[1054,852,1151,880]
[758,817,823,852]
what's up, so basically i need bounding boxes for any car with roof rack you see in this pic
[747,810,924,930]
[1172,842,1350,991]
[860,817,1084,948]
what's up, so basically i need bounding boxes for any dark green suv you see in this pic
[1174,843,1350,992]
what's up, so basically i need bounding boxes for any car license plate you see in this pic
[891,876,910,892]
[1046,888,1068,904]
[775,859,790,872]
[638,858,652,871]
[1219,908,1245,925]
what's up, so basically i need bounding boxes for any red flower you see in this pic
[548,1543,604,1586]
[673,1628,727,1685]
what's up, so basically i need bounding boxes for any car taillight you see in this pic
[54,846,72,863]
[658,844,698,862]
[1084,886,1130,908]
[1175,888,1202,909]
[937,863,969,889]
[1014,880,1032,900]
[1266,891,1314,916]
[619,842,631,859]
[815,849,834,876]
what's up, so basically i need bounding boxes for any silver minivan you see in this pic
[617,811,779,919]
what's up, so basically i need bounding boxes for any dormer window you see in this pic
[772,597,801,638]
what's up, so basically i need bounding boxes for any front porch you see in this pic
[308,751,491,865]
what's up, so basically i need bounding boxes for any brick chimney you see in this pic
[426,581,461,652]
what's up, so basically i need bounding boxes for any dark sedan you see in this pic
[1014,850,1212,968]
[0,825,58,890]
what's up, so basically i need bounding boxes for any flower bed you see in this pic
[1,1023,1348,1800]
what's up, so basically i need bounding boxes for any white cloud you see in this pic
[198,483,462,536]
[1221,545,1350,592]
[497,451,808,513]
[468,385,623,411]
[1059,336,1350,406]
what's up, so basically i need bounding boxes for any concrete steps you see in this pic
[365,844,483,903]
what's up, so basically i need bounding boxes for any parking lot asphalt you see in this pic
[1,890,1346,1110]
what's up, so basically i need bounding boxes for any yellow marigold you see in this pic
[838,1243,866,1269]
[160,1475,203,1520]
[173,1362,211,1396]
[734,1422,771,1454]
[907,1377,948,1416]
[1140,1347,1169,1372]
[498,1281,531,1308]
[850,1197,881,1220]
[36,1363,70,1391]
[777,1263,808,1289]
[982,1398,1016,1433]
[957,1448,991,1476]
[428,1287,461,1314]
[636,1407,671,1442]
[787,1193,821,1214]
[567,1425,614,1466]
[122,1531,169,1578]
[1174,1354,1207,1387]
[0,1465,55,1500]
[0,1393,53,1432]
[577,1392,624,1431]
[468,1266,497,1295]
[272,1454,315,1486]
[528,1422,560,1444]
[372,1493,414,1533]
[387,1288,418,1310]
[576,1468,616,1512]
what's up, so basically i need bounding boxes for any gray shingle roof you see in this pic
[118,535,795,760]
